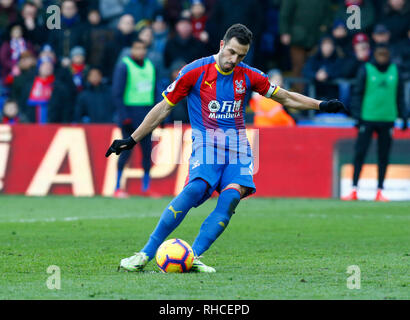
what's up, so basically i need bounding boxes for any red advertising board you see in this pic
[1,124,409,198]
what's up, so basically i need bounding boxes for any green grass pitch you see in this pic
[0,195,409,300]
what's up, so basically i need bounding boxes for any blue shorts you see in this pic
[186,145,256,207]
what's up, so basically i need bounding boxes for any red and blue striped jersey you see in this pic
[162,55,279,133]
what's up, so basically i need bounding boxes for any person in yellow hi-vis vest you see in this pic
[112,38,157,198]
[250,69,296,127]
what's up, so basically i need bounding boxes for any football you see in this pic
[156,238,194,273]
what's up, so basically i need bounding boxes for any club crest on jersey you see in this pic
[235,80,245,94]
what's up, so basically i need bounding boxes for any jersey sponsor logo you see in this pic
[235,80,245,94]
[207,100,242,119]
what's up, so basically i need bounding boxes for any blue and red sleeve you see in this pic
[162,63,202,106]
[245,66,280,97]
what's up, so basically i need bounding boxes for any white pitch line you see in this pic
[0,212,163,224]
[1,212,408,224]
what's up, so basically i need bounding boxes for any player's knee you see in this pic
[183,179,208,201]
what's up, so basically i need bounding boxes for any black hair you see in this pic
[4,98,18,105]
[87,65,103,73]
[87,8,100,14]
[223,24,253,45]
[132,38,146,46]
[23,1,37,8]
[4,22,26,41]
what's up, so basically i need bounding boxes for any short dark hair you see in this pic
[88,65,103,74]
[132,37,146,45]
[23,1,37,8]
[223,24,253,45]
[4,98,18,105]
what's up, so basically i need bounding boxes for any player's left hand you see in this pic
[319,99,346,113]
[105,136,137,157]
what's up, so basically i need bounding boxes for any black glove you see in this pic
[319,99,346,113]
[105,136,137,157]
[402,119,408,131]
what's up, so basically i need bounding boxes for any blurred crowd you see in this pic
[0,0,409,125]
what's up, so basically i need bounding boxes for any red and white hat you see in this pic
[352,33,369,45]
[345,0,363,6]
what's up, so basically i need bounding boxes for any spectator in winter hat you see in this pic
[332,19,351,57]
[190,0,209,43]
[69,46,88,92]
[371,24,391,46]
[341,33,371,79]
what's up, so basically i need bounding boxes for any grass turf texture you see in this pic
[0,195,409,300]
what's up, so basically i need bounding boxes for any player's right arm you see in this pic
[105,62,198,157]
[105,99,173,157]
[271,87,321,110]
[271,87,346,113]
[247,66,346,114]
[130,99,173,142]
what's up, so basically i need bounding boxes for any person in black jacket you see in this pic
[17,0,48,49]
[206,0,263,63]
[100,14,138,79]
[163,16,207,68]
[10,51,37,104]
[84,8,114,69]
[74,67,114,123]
[391,24,410,80]
[331,19,352,58]
[303,35,344,101]
[381,0,410,44]
[47,0,87,60]
[342,44,408,202]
